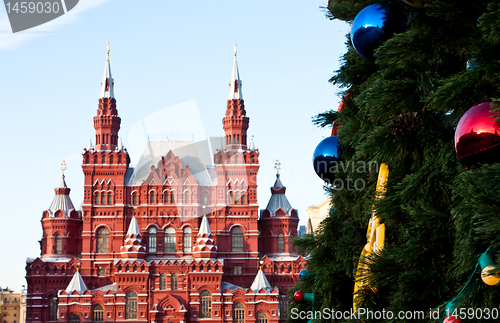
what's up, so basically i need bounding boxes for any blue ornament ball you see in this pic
[313,136,341,184]
[351,3,407,60]
[299,270,308,279]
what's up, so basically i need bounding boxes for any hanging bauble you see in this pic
[313,136,341,184]
[299,270,308,279]
[443,316,461,323]
[351,3,408,60]
[478,251,500,286]
[454,100,500,169]
[294,291,304,302]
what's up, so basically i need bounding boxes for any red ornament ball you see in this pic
[443,315,461,323]
[294,291,304,303]
[454,101,500,168]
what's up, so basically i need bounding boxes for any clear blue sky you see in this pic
[0,0,348,292]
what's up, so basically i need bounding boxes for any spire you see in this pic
[99,42,114,99]
[249,135,255,151]
[126,216,141,237]
[198,214,212,237]
[250,269,272,293]
[193,215,218,256]
[88,138,93,151]
[228,43,243,100]
[264,171,296,217]
[65,271,87,294]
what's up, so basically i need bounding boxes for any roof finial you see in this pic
[106,41,110,61]
[60,160,67,173]
[275,159,281,176]
[234,43,237,62]
[76,262,81,272]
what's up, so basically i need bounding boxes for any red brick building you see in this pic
[25,47,305,323]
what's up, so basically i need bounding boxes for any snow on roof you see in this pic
[264,174,294,216]
[221,281,245,292]
[250,269,272,293]
[126,216,141,237]
[198,215,212,236]
[65,271,87,294]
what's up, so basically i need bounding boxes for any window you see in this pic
[234,266,242,275]
[235,155,239,164]
[96,228,109,253]
[164,227,176,253]
[235,192,240,204]
[101,192,106,205]
[171,191,176,203]
[202,192,208,205]
[278,295,289,319]
[150,191,156,204]
[69,314,80,323]
[241,192,246,205]
[149,227,157,253]
[98,267,106,277]
[257,312,268,323]
[164,191,169,204]
[184,191,190,204]
[278,233,284,253]
[200,290,211,318]
[183,227,191,253]
[232,227,243,252]
[159,274,166,290]
[233,303,244,323]
[102,155,106,164]
[132,192,138,205]
[228,192,234,205]
[95,192,100,205]
[107,193,113,205]
[171,273,178,290]
[92,304,103,322]
[49,297,58,321]
[55,235,62,254]
[126,291,137,319]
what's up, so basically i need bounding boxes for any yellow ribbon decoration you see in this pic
[353,163,389,311]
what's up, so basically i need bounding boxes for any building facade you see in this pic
[0,287,26,323]
[25,47,305,323]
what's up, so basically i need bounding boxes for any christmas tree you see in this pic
[291,1,500,322]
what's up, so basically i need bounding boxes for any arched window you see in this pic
[125,291,137,319]
[49,296,58,321]
[96,228,109,253]
[165,227,176,253]
[232,227,243,252]
[159,273,166,290]
[92,304,103,322]
[101,192,106,205]
[107,193,113,205]
[171,273,178,290]
[69,314,80,323]
[94,192,100,205]
[202,192,208,205]
[257,312,268,323]
[235,155,239,164]
[228,192,234,205]
[241,192,247,205]
[200,290,211,318]
[164,191,170,204]
[278,233,284,253]
[150,191,156,204]
[171,191,176,204]
[55,235,62,254]
[184,191,190,204]
[235,192,240,205]
[102,155,106,164]
[149,227,157,253]
[132,192,138,205]
[233,303,245,323]
[183,227,192,253]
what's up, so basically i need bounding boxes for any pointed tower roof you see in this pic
[249,135,256,151]
[228,43,243,100]
[198,214,212,237]
[48,164,76,216]
[88,138,93,150]
[120,216,145,258]
[264,173,294,217]
[250,269,272,293]
[65,270,87,294]
[99,42,114,99]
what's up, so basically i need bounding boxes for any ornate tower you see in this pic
[40,162,82,258]
[223,43,249,150]
[259,161,299,256]
[94,42,120,151]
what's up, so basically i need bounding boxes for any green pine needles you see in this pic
[290,1,500,322]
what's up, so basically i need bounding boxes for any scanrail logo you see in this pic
[3,0,78,32]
